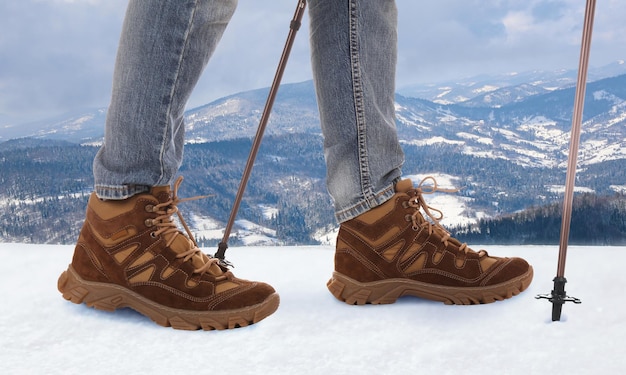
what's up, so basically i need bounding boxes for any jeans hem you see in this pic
[95,184,151,200]
[334,181,397,223]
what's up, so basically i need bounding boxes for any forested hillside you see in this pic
[1,135,624,245]
[451,193,626,245]
[2,72,625,246]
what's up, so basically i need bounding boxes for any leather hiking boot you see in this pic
[327,177,533,305]
[58,177,279,330]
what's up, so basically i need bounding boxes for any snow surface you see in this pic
[2,244,625,375]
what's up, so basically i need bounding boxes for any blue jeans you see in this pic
[93,0,404,223]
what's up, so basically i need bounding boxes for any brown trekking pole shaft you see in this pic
[536,0,593,321]
[557,0,595,278]
[215,0,307,263]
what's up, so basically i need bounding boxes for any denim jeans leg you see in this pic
[93,0,238,200]
[309,0,405,223]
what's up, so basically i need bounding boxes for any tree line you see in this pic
[451,192,626,245]
[1,136,624,246]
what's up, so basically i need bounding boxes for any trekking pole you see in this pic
[214,0,307,266]
[536,0,595,321]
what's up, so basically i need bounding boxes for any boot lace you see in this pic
[407,176,485,257]
[149,176,222,276]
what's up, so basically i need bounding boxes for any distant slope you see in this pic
[1,70,625,245]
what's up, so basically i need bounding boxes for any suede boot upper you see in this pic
[59,177,279,330]
[329,178,533,305]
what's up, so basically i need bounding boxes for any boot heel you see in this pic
[328,272,400,305]
[58,268,90,305]
[58,266,122,312]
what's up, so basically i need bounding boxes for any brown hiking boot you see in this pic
[327,177,533,305]
[58,177,279,330]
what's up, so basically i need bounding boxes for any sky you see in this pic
[1,0,626,125]
[2,244,625,374]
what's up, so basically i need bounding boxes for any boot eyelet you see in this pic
[412,225,419,231]
[145,219,154,227]
[150,232,158,239]
[405,214,412,222]
[145,204,154,213]
[402,201,409,208]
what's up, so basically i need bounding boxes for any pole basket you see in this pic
[536,277,581,321]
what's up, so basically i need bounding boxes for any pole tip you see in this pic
[536,276,581,321]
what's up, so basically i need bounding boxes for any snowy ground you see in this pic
[2,244,625,375]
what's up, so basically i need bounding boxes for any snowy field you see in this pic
[1,244,625,375]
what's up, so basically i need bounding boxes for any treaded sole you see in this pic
[327,266,534,305]
[58,265,279,330]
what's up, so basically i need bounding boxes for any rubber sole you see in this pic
[58,265,280,330]
[327,266,534,305]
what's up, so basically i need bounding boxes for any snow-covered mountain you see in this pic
[185,81,321,143]
[5,66,625,172]
[0,61,620,138]
[0,108,107,144]
[396,60,626,105]
[395,73,626,170]
[1,67,625,246]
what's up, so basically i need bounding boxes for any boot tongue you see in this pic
[150,185,172,203]
[169,234,207,270]
[168,233,223,275]
[395,179,414,193]
[149,186,223,275]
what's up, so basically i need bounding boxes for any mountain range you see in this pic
[1,62,625,246]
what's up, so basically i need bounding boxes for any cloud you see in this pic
[503,11,535,36]
[189,1,313,110]
[0,0,126,121]
[1,0,625,125]
[395,0,626,85]
[0,0,313,123]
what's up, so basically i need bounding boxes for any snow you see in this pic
[404,173,480,228]
[186,98,245,129]
[190,214,279,246]
[472,85,499,94]
[605,111,626,126]
[580,140,626,166]
[592,90,623,105]
[547,185,596,194]
[461,145,501,159]
[435,88,453,98]
[610,185,626,193]
[190,213,224,240]
[259,204,278,220]
[493,127,522,141]
[402,136,465,147]
[312,226,340,246]
[0,191,91,208]
[457,131,494,145]
[405,173,459,189]
[2,243,625,374]
[500,143,554,168]
[518,116,567,145]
